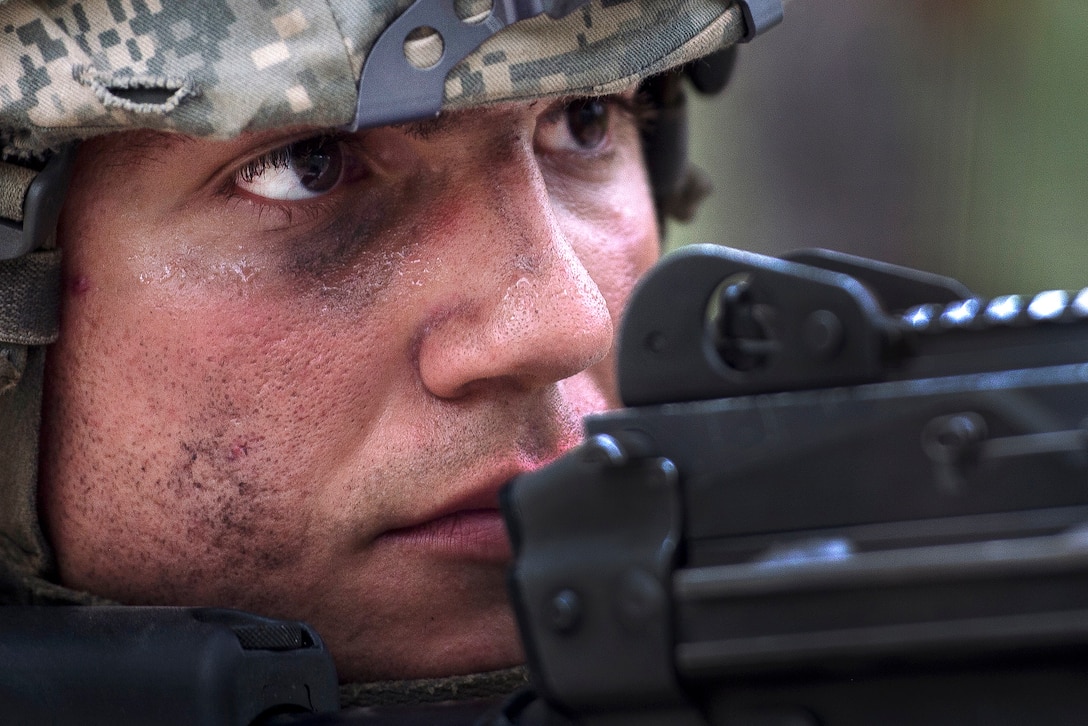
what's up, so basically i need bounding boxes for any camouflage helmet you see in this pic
[0,0,781,603]
[0,0,782,157]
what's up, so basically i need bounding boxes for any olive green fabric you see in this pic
[0,343,42,592]
[0,249,62,345]
[0,0,745,157]
[0,343,85,605]
[0,162,34,221]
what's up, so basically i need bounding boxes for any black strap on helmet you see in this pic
[0,149,74,589]
[641,46,739,228]
[641,0,781,228]
[0,149,72,348]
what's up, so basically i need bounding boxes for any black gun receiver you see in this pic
[0,606,339,725]
[502,244,1088,726]
[9,245,1088,726]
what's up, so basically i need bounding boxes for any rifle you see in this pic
[0,605,339,725]
[501,244,1088,725]
[8,245,1088,724]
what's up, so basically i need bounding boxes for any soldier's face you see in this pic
[38,94,659,681]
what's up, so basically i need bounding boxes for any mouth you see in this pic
[378,508,512,563]
[374,468,525,563]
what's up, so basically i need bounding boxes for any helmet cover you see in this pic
[0,0,745,156]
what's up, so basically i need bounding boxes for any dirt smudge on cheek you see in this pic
[278,178,454,318]
[282,201,411,305]
[163,421,299,599]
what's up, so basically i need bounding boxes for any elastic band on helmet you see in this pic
[349,0,591,130]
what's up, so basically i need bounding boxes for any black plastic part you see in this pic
[501,433,700,722]
[351,0,590,130]
[617,245,893,406]
[0,606,339,726]
[701,658,1088,726]
[502,246,1088,725]
[685,47,739,95]
[781,248,974,311]
[0,147,74,260]
[618,245,1088,407]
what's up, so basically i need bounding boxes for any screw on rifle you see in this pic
[582,433,627,467]
[922,412,987,494]
[708,273,779,371]
[548,589,581,634]
[616,568,665,631]
[803,309,844,360]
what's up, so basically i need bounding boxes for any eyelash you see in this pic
[539,92,656,132]
[609,91,657,130]
[222,173,335,230]
[236,148,290,184]
[224,193,330,230]
[235,133,346,185]
[223,90,653,218]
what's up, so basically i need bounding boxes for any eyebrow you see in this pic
[393,96,560,141]
[89,129,197,172]
[396,110,468,141]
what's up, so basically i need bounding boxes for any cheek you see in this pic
[128,295,395,492]
[43,277,403,601]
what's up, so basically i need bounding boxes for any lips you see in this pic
[374,470,523,563]
[379,508,512,562]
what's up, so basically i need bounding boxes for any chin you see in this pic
[331,606,525,683]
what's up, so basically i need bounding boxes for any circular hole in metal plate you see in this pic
[705,273,779,372]
[404,26,444,69]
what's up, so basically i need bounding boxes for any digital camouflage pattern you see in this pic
[0,0,745,157]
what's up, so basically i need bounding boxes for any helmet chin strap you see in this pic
[643,0,783,230]
[0,147,75,602]
[641,47,738,230]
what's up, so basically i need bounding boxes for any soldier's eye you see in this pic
[236,136,345,201]
[536,93,649,158]
[565,98,609,150]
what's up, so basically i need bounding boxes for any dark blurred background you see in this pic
[671,0,1088,296]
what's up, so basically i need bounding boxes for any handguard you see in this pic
[503,245,1088,725]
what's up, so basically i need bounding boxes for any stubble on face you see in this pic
[38,100,660,681]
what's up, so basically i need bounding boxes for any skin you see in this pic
[37,94,660,682]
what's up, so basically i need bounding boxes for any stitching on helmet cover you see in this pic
[72,65,201,116]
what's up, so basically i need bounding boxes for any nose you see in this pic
[415,146,614,400]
